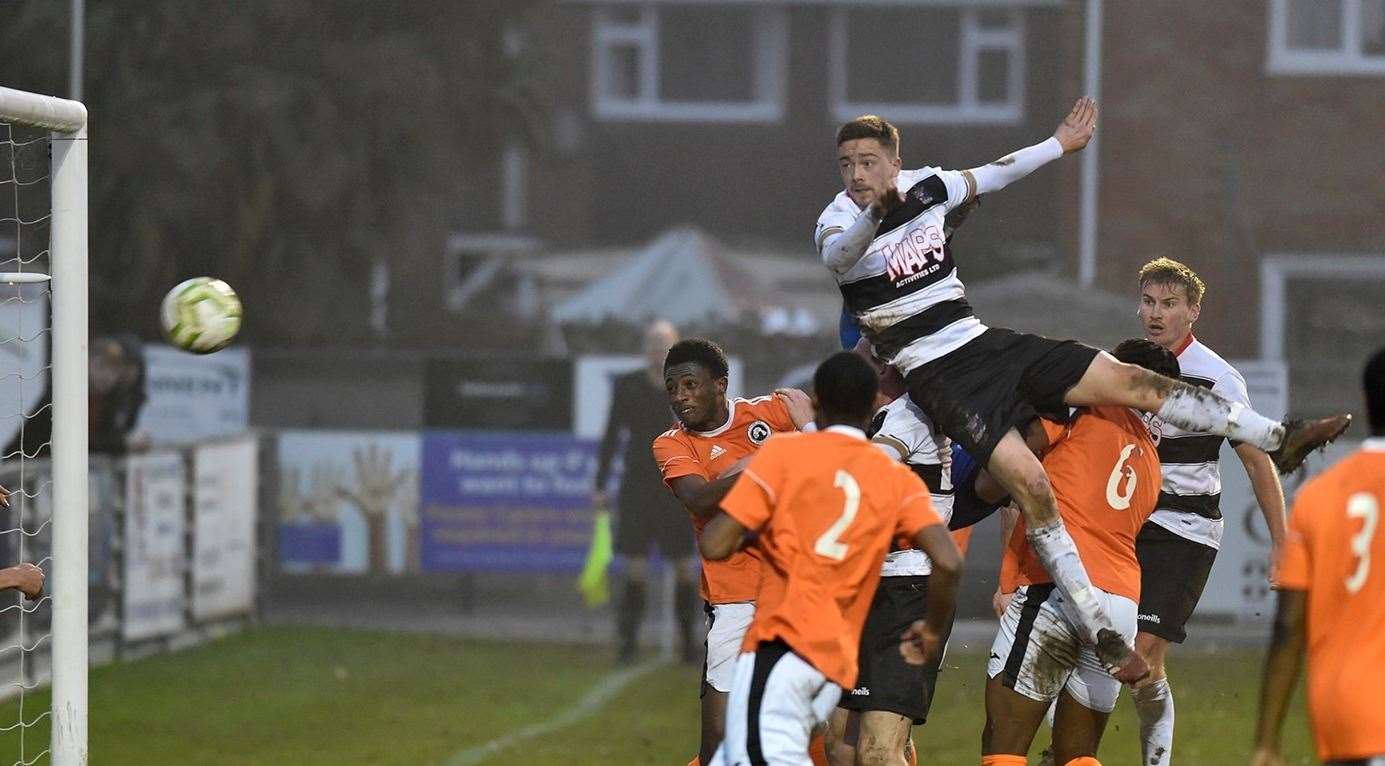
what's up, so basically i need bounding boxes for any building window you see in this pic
[1268,0,1385,74]
[829,6,1025,125]
[591,4,788,122]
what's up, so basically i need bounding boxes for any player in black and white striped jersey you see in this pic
[813,98,1349,682]
[824,342,954,766]
[1128,257,1288,766]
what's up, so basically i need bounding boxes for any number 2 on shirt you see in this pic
[1346,492,1380,594]
[815,470,860,561]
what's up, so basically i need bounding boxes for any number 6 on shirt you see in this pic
[816,470,861,561]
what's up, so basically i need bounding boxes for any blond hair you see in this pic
[1138,257,1205,306]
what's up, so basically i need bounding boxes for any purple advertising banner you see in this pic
[421,431,596,572]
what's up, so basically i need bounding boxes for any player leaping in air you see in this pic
[814,97,1350,676]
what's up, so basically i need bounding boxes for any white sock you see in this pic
[1156,384,1284,450]
[1133,678,1175,766]
[1026,521,1113,643]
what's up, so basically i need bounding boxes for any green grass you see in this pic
[0,627,1317,764]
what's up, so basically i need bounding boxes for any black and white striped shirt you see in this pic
[869,395,954,576]
[815,168,986,373]
[1148,337,1250,550]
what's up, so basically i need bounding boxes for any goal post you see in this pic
[0,85,89,766]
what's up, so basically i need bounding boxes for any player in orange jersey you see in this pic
[698,352,962,766]
[1251,348,1385,766]
[978,340,1177,766]
[653,339,815,765]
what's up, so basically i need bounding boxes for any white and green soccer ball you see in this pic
[160,277,242,354]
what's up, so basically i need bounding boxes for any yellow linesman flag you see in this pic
[577,508,613,607]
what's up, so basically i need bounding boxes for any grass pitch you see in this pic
[0,626,1315,764]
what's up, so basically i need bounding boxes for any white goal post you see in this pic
[0,86,89,765]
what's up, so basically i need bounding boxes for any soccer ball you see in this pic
[160,277,242,354]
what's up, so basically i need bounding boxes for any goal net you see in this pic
[0,86,88,766]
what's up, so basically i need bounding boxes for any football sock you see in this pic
[1026,521,1115,643]
[685,758,700,766]
[981,755,1027,766]
[1063,758,1102,766]
[905,739,918,766]
[809,730,829,766]
[1156,383,1284,450]
[1133,677,1175,766]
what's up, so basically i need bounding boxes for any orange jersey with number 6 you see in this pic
[1002,407,1161,602]
[1277,440,1385,762]
[720,427,944,688]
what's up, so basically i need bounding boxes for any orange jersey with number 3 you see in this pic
[1277,440,1385,762]
[720,427,944,688]
[652,396,798,604]
[1002,407,1160,602]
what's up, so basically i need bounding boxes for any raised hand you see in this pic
[774,387,816,431]
[868,179,906,219]
[1054,96,1097,154]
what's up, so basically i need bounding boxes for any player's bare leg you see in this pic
[825,708,858,766]
[982,673,1050,759]
[1130,632,1174,766]
[700,685,728,766]
[1064,352,1350,472]
[1050,690,1109,765]
[856,710,913,766]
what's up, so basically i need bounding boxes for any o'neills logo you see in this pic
[747,421,771,445]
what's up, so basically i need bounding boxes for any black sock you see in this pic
[617,577,647,655]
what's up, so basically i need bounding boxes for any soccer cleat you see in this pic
[1270,414,1352,474]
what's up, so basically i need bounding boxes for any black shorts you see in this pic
[838,576,952,724]
[905,328,1100,467]
[614,495,695,558]
[1136,522,1219,643]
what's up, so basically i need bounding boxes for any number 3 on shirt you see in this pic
[815,470,860,561]
[1346,493,1380,594]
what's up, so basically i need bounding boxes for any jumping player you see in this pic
[814,98,1348,672]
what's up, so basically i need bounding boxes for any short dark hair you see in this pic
[1365,346,1385,434]
[1139,257,1206,306]
[836,115,900,157]
[664,339,729,380]
[814,352,879,422]
[1112,338,1180,380]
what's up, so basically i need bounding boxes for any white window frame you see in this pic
[1267,0,1385,75]
[1260,254,1385,362]
[829,6,1026,125]
[590,4,788,122]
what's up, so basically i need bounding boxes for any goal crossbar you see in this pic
[0,85,89,766]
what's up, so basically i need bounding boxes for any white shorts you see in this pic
[704,601,755,693]
[986,583,1138,714]
[711,641,842,766]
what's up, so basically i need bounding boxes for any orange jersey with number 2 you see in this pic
[720,427,944,689]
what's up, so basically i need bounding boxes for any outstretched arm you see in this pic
[899,524,961,666]
[964,97,1096,198]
